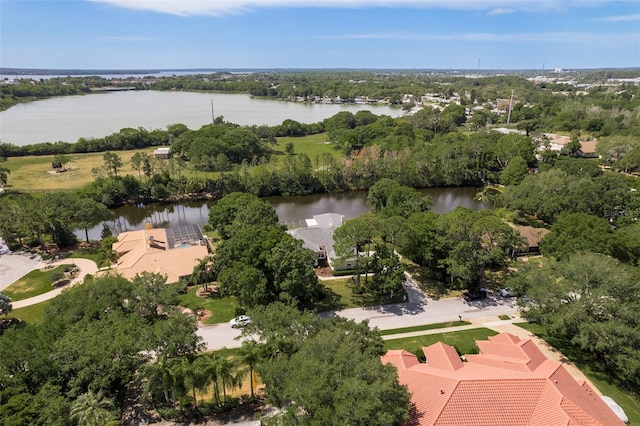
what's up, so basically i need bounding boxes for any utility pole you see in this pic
[506,89,514,125]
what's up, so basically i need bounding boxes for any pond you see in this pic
[80,187,484,240]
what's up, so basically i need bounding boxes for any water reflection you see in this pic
[79,187,483,241]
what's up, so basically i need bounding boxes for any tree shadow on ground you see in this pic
[314,286,345,312]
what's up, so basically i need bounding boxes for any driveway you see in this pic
[0,253,42,291]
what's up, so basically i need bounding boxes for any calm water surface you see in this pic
[1,91,401,146]
[81,187,484,240]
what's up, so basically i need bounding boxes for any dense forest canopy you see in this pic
[1,70,640,421]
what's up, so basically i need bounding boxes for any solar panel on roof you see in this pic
[166,224,204,249]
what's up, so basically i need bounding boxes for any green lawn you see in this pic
[3,133,340,194]
[67,248,102,264]
[383,328,499,359]
[379,321,470,336]
[6,301,49,325]
[516,323,640,425]
[3,147,159,193]
[3,264,74,301]
[315,278,408,311]
[176,286,240,325]
[273,132,341,161]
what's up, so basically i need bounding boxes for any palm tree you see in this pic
[193,354,240,406]
[97,246,118,269]
[69,389,117,426]
[215,355,241,404]
[238,340,262,397]
[474,184,505,208]
[188,355,213,408]
[190,255,217,291]
[141,357,185,407]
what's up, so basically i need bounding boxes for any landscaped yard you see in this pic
[3,264,75,301]
[315,277,408,311]
[383,327,499,359]
[67,247,102,264]
[516,322,640,425]
[176,286,240,325]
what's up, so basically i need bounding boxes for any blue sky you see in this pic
[1,0,639,70]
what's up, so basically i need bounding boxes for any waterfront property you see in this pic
[112,223,208,283]
[381,332,626,426]
[287,213,346,269]
[511,224,550,254]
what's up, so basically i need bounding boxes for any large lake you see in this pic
[81,187,484,240]
[0,91,401,146]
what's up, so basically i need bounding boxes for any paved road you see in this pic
[10,258,98,309]
[0,253,42,291]
[197,275,519,351]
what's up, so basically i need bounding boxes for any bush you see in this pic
[49,271,64,283]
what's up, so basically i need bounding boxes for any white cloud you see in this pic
[595,13,640,22]
[316,31,637,43]
[486,8,516,16]
[87,0,631,17]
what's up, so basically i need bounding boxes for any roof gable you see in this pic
[382,332,625,426]
[423,342,463,371]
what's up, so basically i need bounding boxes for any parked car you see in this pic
[229,315,252,328]
[499,288,516,297]
[463,288,487,301]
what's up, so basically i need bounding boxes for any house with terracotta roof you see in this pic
[112,224,209,283]
[381,332,626,426]
[543,133,597,157]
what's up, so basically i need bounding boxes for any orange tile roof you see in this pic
[579,141,597,154]
[381,332,625,426]
[112,227,208,284]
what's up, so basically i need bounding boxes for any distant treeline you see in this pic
[3,69,640,113]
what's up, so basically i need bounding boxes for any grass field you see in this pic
[6,301,49,325]
[3,263,74,301]
[273,133,340,161]
[383,328,498,358]
[3,133,340,194]
[516,322,640,425]
[3,147,161,192]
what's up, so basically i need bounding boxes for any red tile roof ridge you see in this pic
[382,331,626,425]
[489,331,522,344]
[422,342,464,371]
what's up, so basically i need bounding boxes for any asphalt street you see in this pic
[197,276,519,351]
[0,253,42,291]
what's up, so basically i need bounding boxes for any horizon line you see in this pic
[3,66,640,74]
